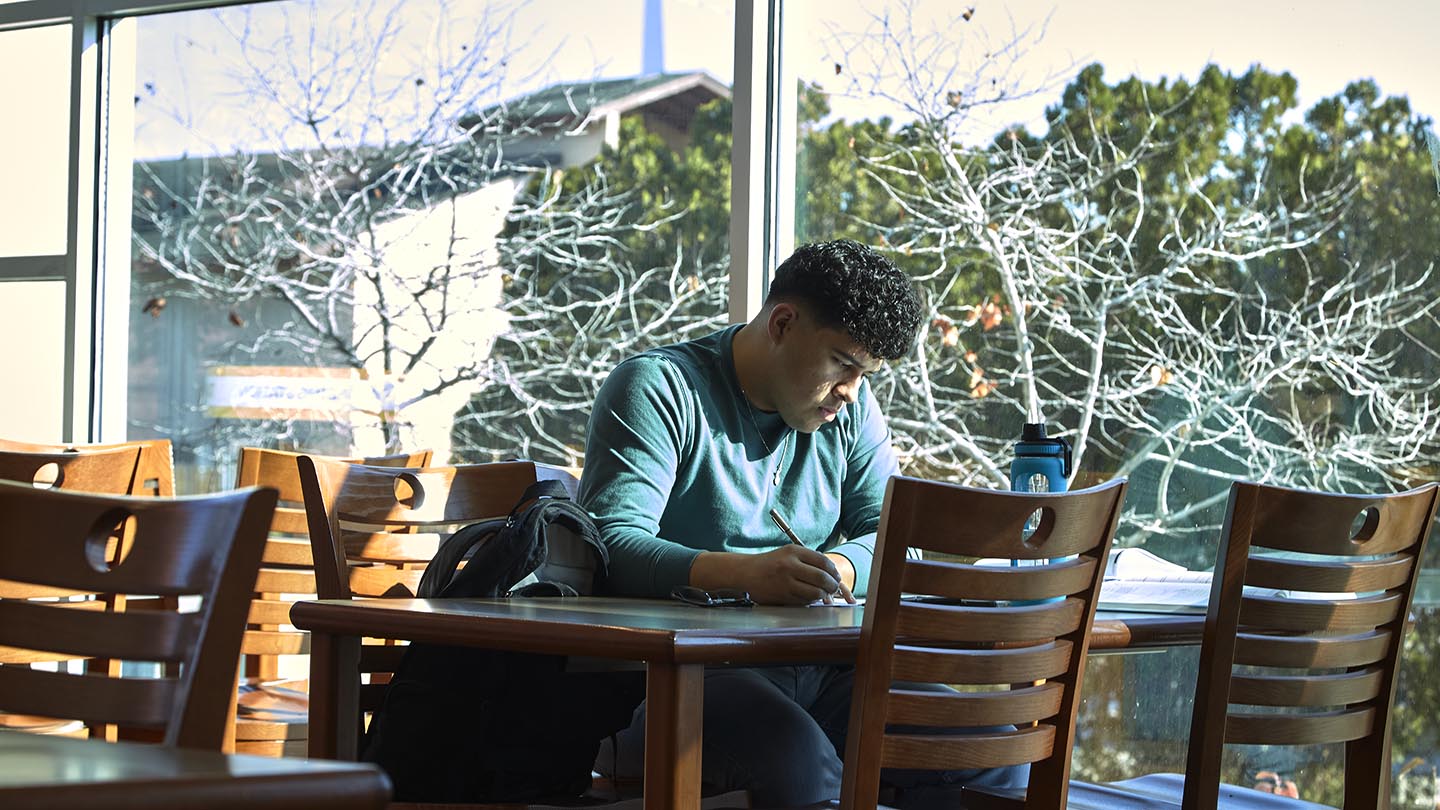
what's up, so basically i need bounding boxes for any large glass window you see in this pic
[0,24,70,258]
[0,281,67,441]
[125,0,733,490]
[787,1,1439,803]
[2,0,1438,803]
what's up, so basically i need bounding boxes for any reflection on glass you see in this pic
[0,282,66,441]
[127,0,733,491]
[0,24,71,257]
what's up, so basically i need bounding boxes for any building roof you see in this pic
[461,71,730,133]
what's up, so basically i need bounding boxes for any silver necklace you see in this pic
[739,386,793,486]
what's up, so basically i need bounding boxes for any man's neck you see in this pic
[730,320,775,412]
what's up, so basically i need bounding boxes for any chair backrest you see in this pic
[0,446,145,495]
[0,438,174,496]
[840,476,1128,810]
[0,442,176,740]
[233,447,432,682]
[298,456,571,601]
[297,455,575,715]
[1181,480,1440,810]
[0,481,276,749]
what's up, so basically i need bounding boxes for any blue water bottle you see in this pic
[1010,422,1071,497]
[1010,423,1072,594]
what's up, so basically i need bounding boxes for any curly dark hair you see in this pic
[767,239,923,360]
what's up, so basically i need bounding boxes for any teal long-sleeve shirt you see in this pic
[578,325,899,598]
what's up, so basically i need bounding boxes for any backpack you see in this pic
[361,478,644,803]
[416,478,610,600]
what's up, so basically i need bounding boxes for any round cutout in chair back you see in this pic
[85,508,137,573]
[1021,507,1055,549]
[31,462,61,489]
[393,472,424,510]
[1349,505,1381,543]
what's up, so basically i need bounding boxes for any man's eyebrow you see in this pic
[835,348,883,374]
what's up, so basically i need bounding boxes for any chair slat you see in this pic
[342,531,446,563]
[900,557,1097,602]
[894,598,1084,645]
[261,535,313,566]
[348,565,426,598]
[254,567,317,594]
[0,500,255,596]
[268,507,311,536]
[0,439,174,497]
[0,446,143,495]
[886,484,1125,562]
[1244,554,1413,594]
[886,682,1064,728]
[1225,707,1375,746]
[881,726,1056,771]
[0,599,198,662]
[0,664,178,729]
[1250,488,1434,556]
[1228,668,1383,708]
[0,579,97,599]
[890,640,1074,685]
[236,717,309,741]
[1234,629,1392,669]
[247,599,299,626]
[1238,592,1403,633]
[329,465,538,525]
[242,629,310,656]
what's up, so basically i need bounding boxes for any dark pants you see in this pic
[594,664,1030,808]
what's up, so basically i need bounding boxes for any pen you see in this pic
[769,508,804,547]
[769,508,855,604]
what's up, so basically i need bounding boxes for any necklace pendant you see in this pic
[773,466,782,486]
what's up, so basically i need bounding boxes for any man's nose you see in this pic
[834,380,859,404]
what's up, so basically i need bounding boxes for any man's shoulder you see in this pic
[618,328,732,382]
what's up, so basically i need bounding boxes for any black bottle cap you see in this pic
[1021,422,1048,441]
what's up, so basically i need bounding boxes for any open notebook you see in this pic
[1097,547,1213,613]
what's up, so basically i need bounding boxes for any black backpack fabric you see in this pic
[417,478,610,600]
[361,479,644,803]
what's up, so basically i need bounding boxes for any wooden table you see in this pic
[291,597,1203,810]
[0,731,391,810]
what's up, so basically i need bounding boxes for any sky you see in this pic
[122,0,1440,161]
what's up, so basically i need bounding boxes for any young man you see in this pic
[579,239,1026,807]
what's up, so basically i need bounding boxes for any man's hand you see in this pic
[690,547,857,605]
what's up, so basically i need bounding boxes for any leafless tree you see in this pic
[132,0,673,461]
[830,2,1440,552]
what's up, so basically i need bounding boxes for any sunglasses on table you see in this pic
[669,586,755,608]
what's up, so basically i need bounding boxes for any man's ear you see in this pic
[767,301,799,345]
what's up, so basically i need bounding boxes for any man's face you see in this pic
[769,305,883,433]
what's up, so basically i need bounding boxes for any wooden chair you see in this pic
[297,456,577,731]
[0,444,158,738]
[966,479,1440,810]
[838,475,1128,810]
[230,446,432,757]
[0,480,276,750]
[298,456,604,809]
[0,438,174,496]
